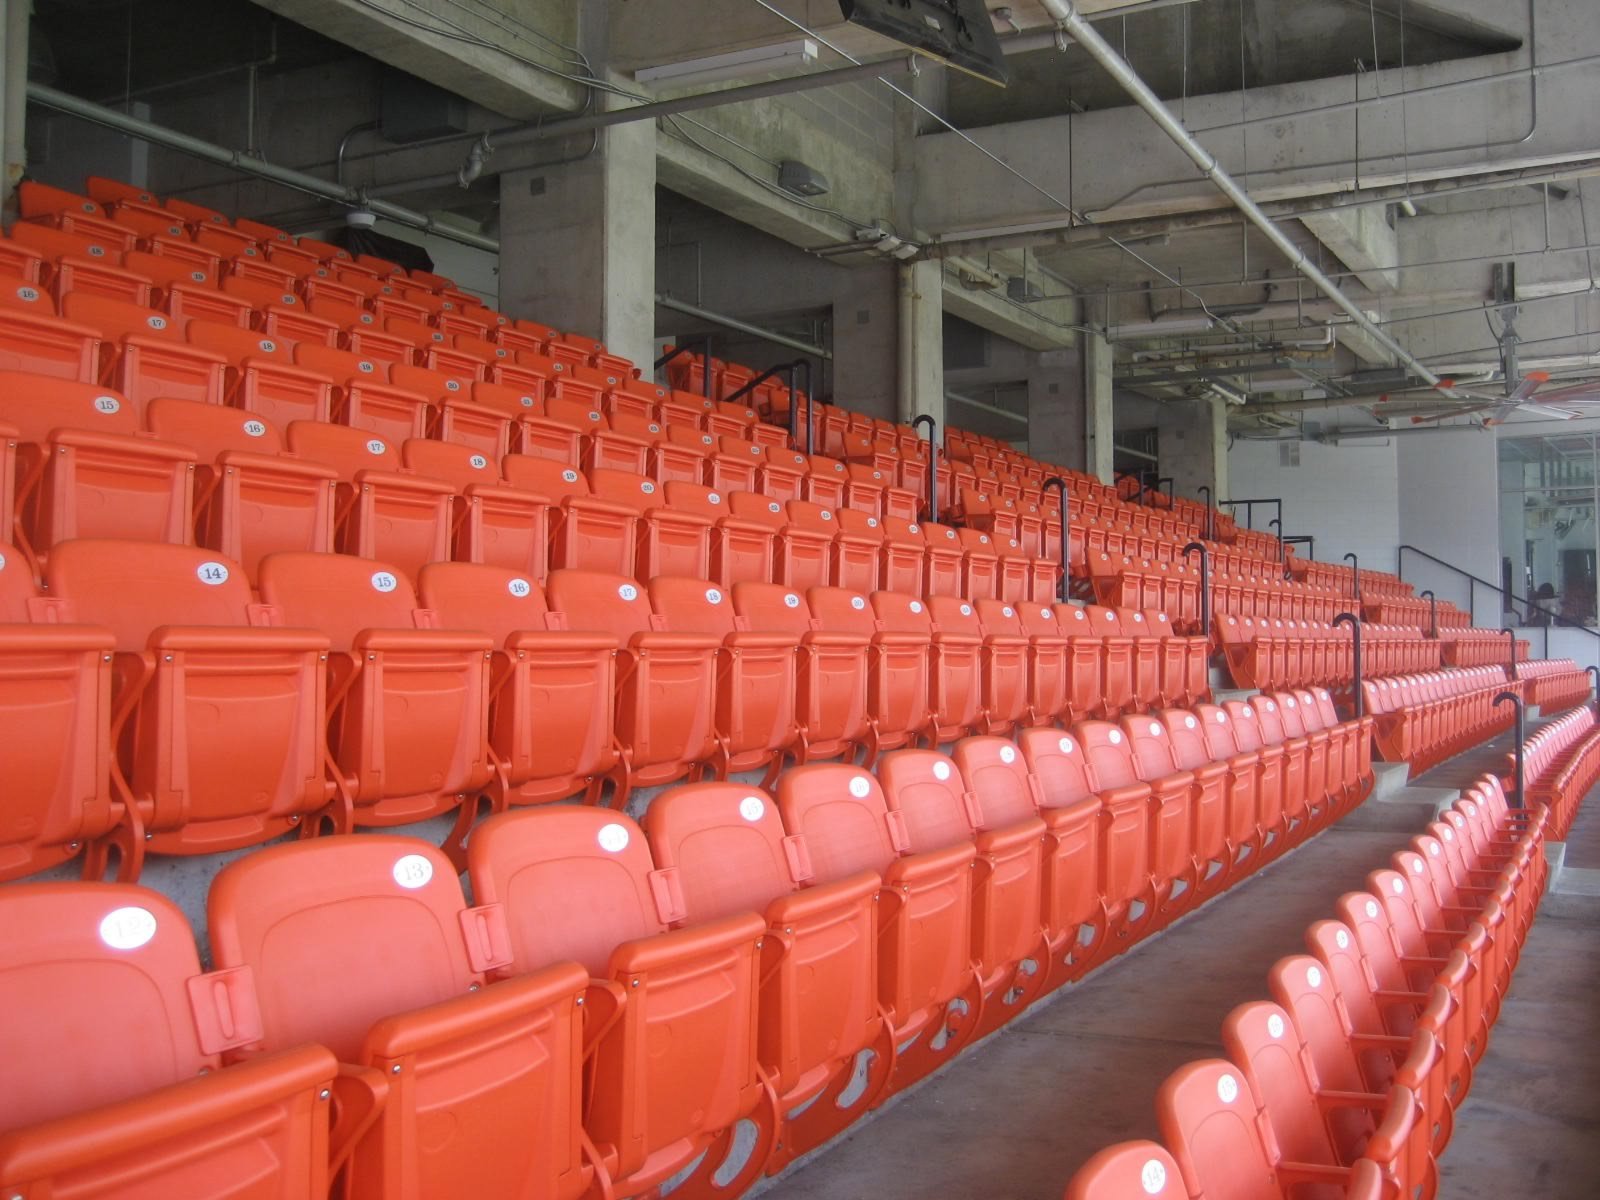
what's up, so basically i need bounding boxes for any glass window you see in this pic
[1499,434,1598,627]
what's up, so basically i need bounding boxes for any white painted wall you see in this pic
[1225,436,1400,576]
[1396,428,1504,626]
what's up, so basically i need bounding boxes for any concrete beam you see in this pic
[918,4,1600,233]
[251,0,585,118]
[1301,207,1400,293]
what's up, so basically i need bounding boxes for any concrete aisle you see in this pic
[756,814,1405,1199]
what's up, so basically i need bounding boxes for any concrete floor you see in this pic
[757,724,1600,1200]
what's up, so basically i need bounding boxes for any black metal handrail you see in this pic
[1184,542,1211,638]
[1218,496,1282,532]
[1334,612,1363,719]
[1397,544,1600,652]
[654,335,715,399]
[1494,691,1525,810]
[913,415,939,523]
[1043,476,1071,601]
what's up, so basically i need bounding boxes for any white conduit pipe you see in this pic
[1036,0,1446,392]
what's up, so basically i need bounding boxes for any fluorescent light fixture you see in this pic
[636,39,819,87]
[1105,315,1215,339]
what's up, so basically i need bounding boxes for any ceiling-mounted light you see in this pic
[1106,314,1215,340]
[636,38,819,87]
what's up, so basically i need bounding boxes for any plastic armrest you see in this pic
[352,628,494,654]
[148,625,330,653]
[609,909,766,976]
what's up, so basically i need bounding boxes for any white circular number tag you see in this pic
[1217,1074,1239,1104]
[851,596,865,610]
[910,601,923,614]
[598,822,630,852]
[739,796,765,822]
[242,420,267,438]
[1307,965,1323,988]
[371,572,398,593]
[508,577,532,598]
[932,760,951,781]
[784,594,800,609]
[94,395,121,414]
[1266,1014,1285,1039]
[619,583,639,602]
[366,439,387,455]
[469,454,488,470]
[196,561,230,586]
[100,906,158,950]
[393,854,434,889]
[1000,745,1017,764]
[848,776,871,798]
[562,470,579,483]
[1140,1160,1167,1196]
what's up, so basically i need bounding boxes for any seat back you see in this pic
[47,539,250,648]
[286,419,404,478]
[1064,1142,1186,1200]
[0,883,217,1129]
[1156,1059,1279,1200]
[545,570,654,642]
[208,837,482,1061]
[1018,727,1096,809]
[468,807,668,978]
[776,763,899,881]
[952,736,1038,829]
[1121,714,1182,781]
[0,370,142,439]
[1159,708,1214,771]
[417,561,552,642]
[1075,721,1141,790]
[644,783,797,922]
[257,552,419,649]
[1221,999,1339,1165]
[877,749,979,854]
[147,396,286,458]
[648,577,739,637]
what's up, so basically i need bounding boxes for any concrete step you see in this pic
[1341,762,1458,832]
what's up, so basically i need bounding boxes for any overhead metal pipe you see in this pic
[1035,2,1444,391]
[656,295,832,360]
[27,82,502,253]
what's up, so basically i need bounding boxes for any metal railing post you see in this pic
[1343,552,1360,601]
[1334,612,1363,719]
[1184,541,1211,639]
[1494,691,1526,810]
[1420,589,1437,638]
[1044,476,1072,601]
[1198,484,1213,540]
[1586,665,1599,703]
[1504,628,1518,680]
[913,415,939,524]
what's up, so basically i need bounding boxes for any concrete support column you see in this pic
[1083,331,1115,483]
[897,260,944,428]
[1026,347,1084,468]
[1158,397,1228,505]
[497,109,656,370]
[1,0,30,220]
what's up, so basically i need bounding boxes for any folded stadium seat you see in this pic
[0,882,345,1200]
[560,330,636,378]
[696,397,752,441]
[420,341,492,383]
[952,528,1000,601]
[728,583,868,762]
[1145,609,1209,706]
[590,468,711,578]
[0,276,101,380]
[507,393,598,463]
[920,522,965,597]
[318,360,445,442]
[999,601,1069,726]
[1156,1059,1409,1200]
[1,372,196,562]
[652,479,769,585]
[646,579,797,781]
[1213,700,1290,860]
[264,242,326,280]
[1162,706,1261,878]
[928,597,1027,736]
[223,274,339,344]
[802,452,848,508]
[869,594,968,746]
[185,319,336,425]
[490,317,555,356]
[1050,604,1108,723]
[367,291,432,325]
[9,220,149,303]
[1083,605,1137,718]
[207,836,593,1200]
[0,544,116,882]
[1220,999,1422,1197]
[18,181,135,242]
[399,437,549,579]
[192,224,262,261]
[545,570,718,804]
[161,195,230,229]
[607,375,672,421]
[500,458,635,575]
[466,807,772,1198]
[754,444,808,503]
[1252,695,1317,846]
[224,253,298,293]
[61,291,228,407]
[1125,712,1233,910]
[1064,1142,1208,1200]
[705,433,763,491]
[1111,609,1164,711]
[416,563,616,808]
[878,516,928,595]
[145,398,337,581]
[840,462,887,517]
[43,541,331,877]
[256,553,492,843]
[1291,687,1357,818]
[643,779,889,1165]
[424,383,518,460]
[829,506,883,592]
[122,248,254,327]
[990,536,1034,603]
[284,421,453,578]
[773,499,845,589]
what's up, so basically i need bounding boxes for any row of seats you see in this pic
[1087,553,1360,629]
[1215,616,1446,691]
[1361,668,1527,777]
[1362,597,1471,630]
[1520,704,1600,839]
[1290,556,1416,601]
[2,688,1378,1200]
[0,537,1206,881]
[1437,628,1527,667]
[1064,762,1553,1200]
[1517,658,1593,713]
